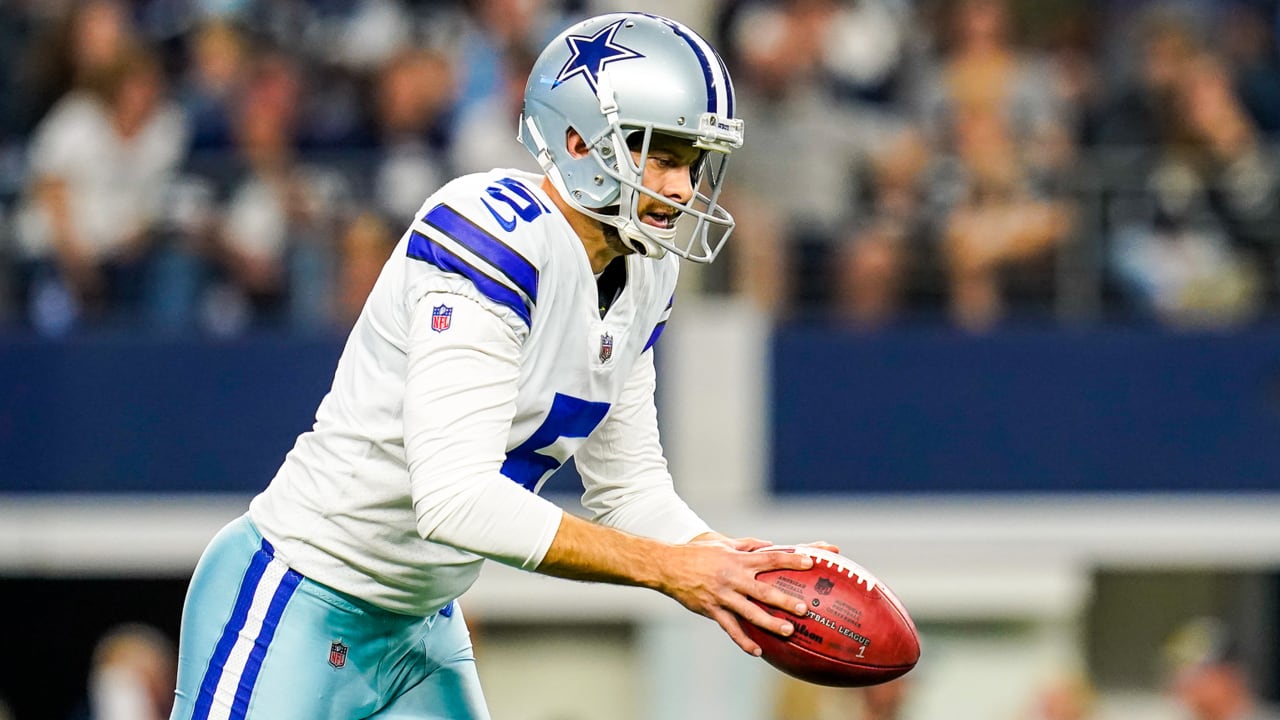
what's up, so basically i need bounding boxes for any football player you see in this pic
[171,13,826,719]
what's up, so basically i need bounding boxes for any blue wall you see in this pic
[4,327,1280,494]
[771,326,1280,493]
[0,335,342,493]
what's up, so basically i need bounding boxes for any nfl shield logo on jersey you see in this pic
[329,640,348,669]
[599,333,613,363]
[431,304,453,332]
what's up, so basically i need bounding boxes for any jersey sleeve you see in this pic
[401,176,544,338]
[403,290,563,570]
[573,350,711,544]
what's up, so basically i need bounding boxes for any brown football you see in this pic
[745,546,920,687]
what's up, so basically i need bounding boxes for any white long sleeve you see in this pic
[405,292,564,570]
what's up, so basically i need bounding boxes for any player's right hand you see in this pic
[657,541,815,656]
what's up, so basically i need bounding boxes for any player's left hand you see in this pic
[657,541,815,656]
[687,533,840,555]
[685,532,774,552]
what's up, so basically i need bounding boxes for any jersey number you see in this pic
[482,178,550,232]
[501,393,611,490]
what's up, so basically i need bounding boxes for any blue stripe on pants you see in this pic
[230,567,302,719]
[191,540,289,720]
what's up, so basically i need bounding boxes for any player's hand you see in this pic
[690,533,840,555]
[657,542,815,657]
[797,540,841,554]
[685,531,774,552]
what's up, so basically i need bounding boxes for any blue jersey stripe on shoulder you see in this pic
[643,321,667,352]
[423,204,538,302]
[408,231,532,327]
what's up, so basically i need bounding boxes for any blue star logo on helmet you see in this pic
[553,18,644,92]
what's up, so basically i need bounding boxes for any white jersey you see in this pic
[250,169,711,616]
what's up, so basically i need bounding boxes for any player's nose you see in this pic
[663,167,694,205]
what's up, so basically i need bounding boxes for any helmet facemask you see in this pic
[596,121,739,262]
[522,68,743,264]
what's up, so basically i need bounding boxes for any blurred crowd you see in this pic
[771,617,1280,720]
[1,614,1270,720]
[2,0,1280,337]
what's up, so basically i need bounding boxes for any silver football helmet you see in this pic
[520,13,744,262]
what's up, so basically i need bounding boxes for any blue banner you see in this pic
[0,335,342,493]
[771,325,1280,493]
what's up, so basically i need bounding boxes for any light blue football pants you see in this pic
[170,515,490,720]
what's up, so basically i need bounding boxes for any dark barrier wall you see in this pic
[0,335,343,493]
[771,326,1280,493]
[4,328,1280,494]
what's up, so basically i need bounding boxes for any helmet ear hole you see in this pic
[565,129,591,159]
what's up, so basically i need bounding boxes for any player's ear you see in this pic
[565,129,590,159]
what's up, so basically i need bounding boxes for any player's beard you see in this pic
[600,199,683,257]
[601,223,635,257]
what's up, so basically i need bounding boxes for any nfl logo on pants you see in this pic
[329,640,348,669]
[431,304,452,332]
